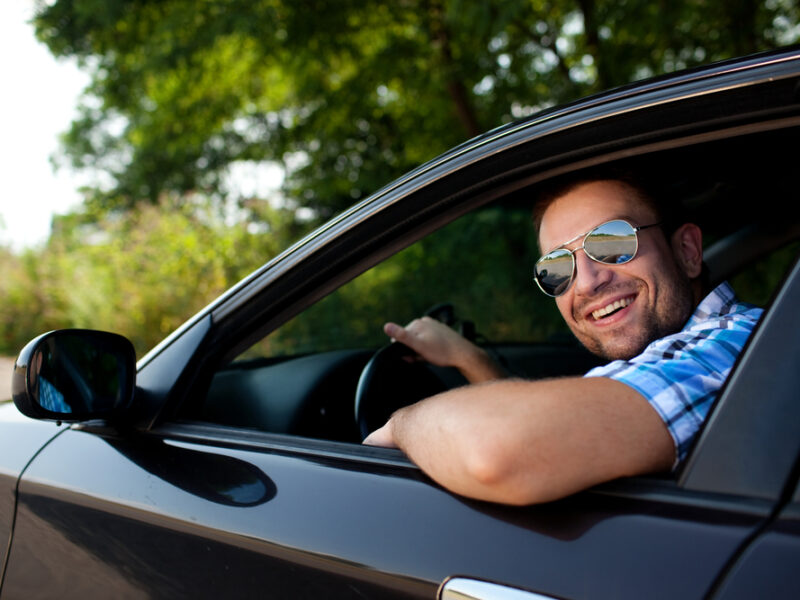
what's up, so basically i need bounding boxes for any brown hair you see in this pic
[531,168,673,243]
[531,168,709,288]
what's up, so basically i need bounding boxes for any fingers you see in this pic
[383,321,405,342]
[384,318,432,346]
[363,422,398,448]
[383,317,463,366]
[382,316,503,383]
[383,317,435,349]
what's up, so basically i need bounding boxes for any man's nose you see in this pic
[572,249,613,296]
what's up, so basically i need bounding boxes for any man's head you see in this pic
[534,176,705,360]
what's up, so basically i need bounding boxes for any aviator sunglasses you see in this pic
[534,219,661,297]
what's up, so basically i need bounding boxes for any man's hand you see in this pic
[362,421,397,448]
[383,317,504,383]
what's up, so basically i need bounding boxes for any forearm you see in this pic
[388,379,557,503]
[454,346,507,383]
[383,377,674,505]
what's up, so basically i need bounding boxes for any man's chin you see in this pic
[597,344,648,361]
[579,331,652,362]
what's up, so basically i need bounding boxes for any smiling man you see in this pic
[364,175,762,505]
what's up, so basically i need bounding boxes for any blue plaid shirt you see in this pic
[584,282,762,466]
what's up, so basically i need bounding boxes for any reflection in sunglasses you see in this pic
[533,220,660,297]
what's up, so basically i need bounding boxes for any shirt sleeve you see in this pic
[584,307,761,466]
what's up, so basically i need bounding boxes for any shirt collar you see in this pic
[685,281,736,328]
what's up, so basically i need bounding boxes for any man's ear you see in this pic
[670,223,703,278]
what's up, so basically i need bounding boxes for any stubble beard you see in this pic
[574,275,695,361]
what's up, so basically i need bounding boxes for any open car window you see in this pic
[187,123,800,461]
[727,241,800,307]
[196,191,799,450]
[198,203,607,442]
[238,205,567,358]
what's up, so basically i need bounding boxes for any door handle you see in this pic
[439,577,561,600]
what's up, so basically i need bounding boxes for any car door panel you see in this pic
[3,424,773,600]
[3,428,429,599]
[711,484,800,599]
[0,404,65,583]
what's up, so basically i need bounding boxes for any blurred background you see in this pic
[1,0,798,373]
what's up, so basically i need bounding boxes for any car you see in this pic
[2,47,800,600]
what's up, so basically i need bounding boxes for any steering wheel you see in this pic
[354,342,449,440]
[354,303,473,440]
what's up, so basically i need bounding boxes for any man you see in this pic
[363,176,762,505]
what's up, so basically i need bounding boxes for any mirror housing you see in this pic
[12,330,136,422]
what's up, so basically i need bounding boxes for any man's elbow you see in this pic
[462,446,558,506]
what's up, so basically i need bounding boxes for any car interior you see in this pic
[193,125,800,449]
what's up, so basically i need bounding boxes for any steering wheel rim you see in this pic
[354,341,448,440]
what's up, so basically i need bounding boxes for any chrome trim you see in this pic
[151,422,415,469]
[440,577,560,600]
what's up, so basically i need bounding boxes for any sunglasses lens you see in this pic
[584,220,638,264]
[534,249,574,296]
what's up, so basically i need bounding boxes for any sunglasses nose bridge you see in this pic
[573,243,600,270]
[559,232,587,256]
[572,243,588,259]
[572,244,615,294]
[563,239,594,268]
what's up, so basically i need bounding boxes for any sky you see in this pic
[0,1,287,251]
[0,1,91,251]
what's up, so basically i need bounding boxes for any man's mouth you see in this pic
[591,296,634,321]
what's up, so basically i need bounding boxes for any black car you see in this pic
[2,48,800,599]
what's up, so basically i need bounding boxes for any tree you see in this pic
[34,0,799,219]
[4,0,794,357]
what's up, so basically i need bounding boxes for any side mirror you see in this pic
[12,330,136,422]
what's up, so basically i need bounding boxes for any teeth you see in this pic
[592,297,633,320]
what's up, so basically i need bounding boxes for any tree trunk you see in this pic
[425,0,482,138]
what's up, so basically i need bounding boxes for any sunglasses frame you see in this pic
[534,219,661,297]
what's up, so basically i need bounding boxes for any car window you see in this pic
[239,205,568,360]
[197,192,799,446]
[197,203,597,442]
[729,241,800,306]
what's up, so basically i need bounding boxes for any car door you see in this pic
[5,195,800,600]
[4,313,800,600]
[0,423,786,599]
[711,483,800,600]
[0,407,66,586]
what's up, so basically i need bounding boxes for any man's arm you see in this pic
[383,316,506,383]
[364,376,674,505]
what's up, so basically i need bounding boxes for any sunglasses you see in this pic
[534,219,661,297]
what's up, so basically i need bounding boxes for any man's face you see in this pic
[538,180,696,360]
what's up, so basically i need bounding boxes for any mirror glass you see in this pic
[28,331,135,418]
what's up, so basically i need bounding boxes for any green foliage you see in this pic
[731,241,800,307]
[0,248,53,354]
[0,199,306,357]
[2,1,797,358]
[34,0,800,218]
[261,207,569,358]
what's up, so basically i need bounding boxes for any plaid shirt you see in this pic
[584,282,762,466]
[39,376,71,414]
